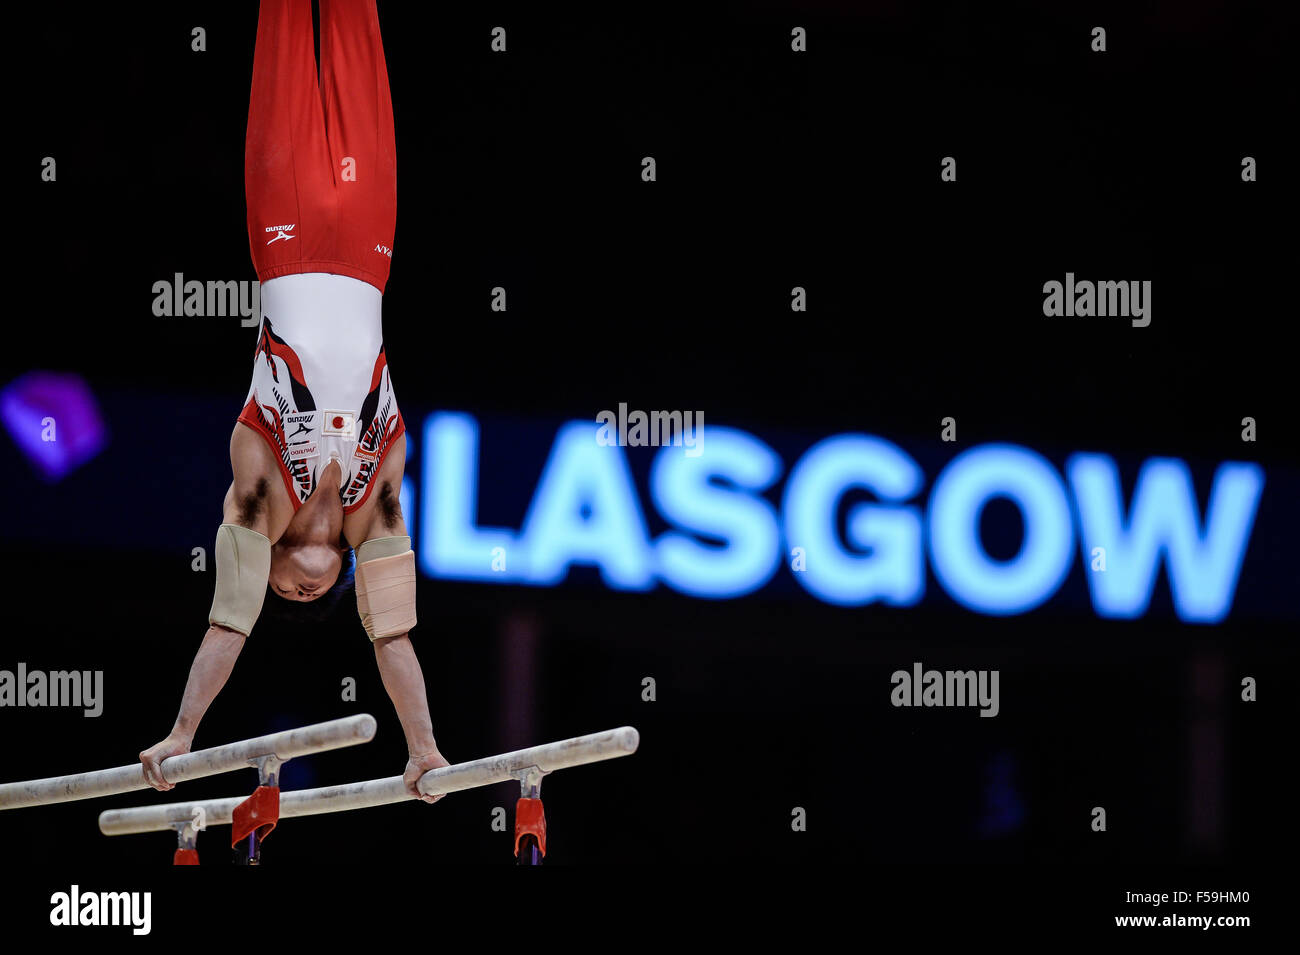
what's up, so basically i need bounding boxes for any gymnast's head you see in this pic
[259,495,353,627]
[261,541,355,629]
[268,534,350,601]
[262,454,353,602]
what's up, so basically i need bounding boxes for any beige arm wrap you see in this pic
[208,523,272,637]
[355,536,417,641]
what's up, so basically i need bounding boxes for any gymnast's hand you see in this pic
[139,733,192,791]
[404,748,451,804]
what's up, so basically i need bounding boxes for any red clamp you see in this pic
[231,785,281,847]
[173,848,200,866]
[514,797,547,858]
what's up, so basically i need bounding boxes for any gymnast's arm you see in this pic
[373,628,449,803]
[344,443,451,803]
[138,424,290,790]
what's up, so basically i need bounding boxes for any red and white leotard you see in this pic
[238,272,404,514]
[239,0,402,514]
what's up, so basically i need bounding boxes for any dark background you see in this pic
[2,0,1294,891]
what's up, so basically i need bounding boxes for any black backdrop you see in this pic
[2,0,1293,936]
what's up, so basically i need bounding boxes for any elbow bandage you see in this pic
[208,523,272,637]
[355,536,417,641]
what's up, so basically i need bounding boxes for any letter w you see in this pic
[1067,454,1263,623]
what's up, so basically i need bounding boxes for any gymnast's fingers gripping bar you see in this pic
[0,714,377,811]
[99,725,640,836]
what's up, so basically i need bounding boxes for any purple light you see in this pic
[1,371,108,481]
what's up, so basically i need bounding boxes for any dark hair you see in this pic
[257,547,356,631]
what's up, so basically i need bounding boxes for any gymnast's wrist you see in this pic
[169,723,196,745]
[408,740,439,759]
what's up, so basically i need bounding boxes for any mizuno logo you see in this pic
[374,244,392,258]
[265,224,297,244]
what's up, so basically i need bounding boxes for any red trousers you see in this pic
[245,0,396,293]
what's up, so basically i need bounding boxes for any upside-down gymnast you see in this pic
[140,0,450,801]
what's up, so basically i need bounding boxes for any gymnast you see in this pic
[140,0,449,802]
